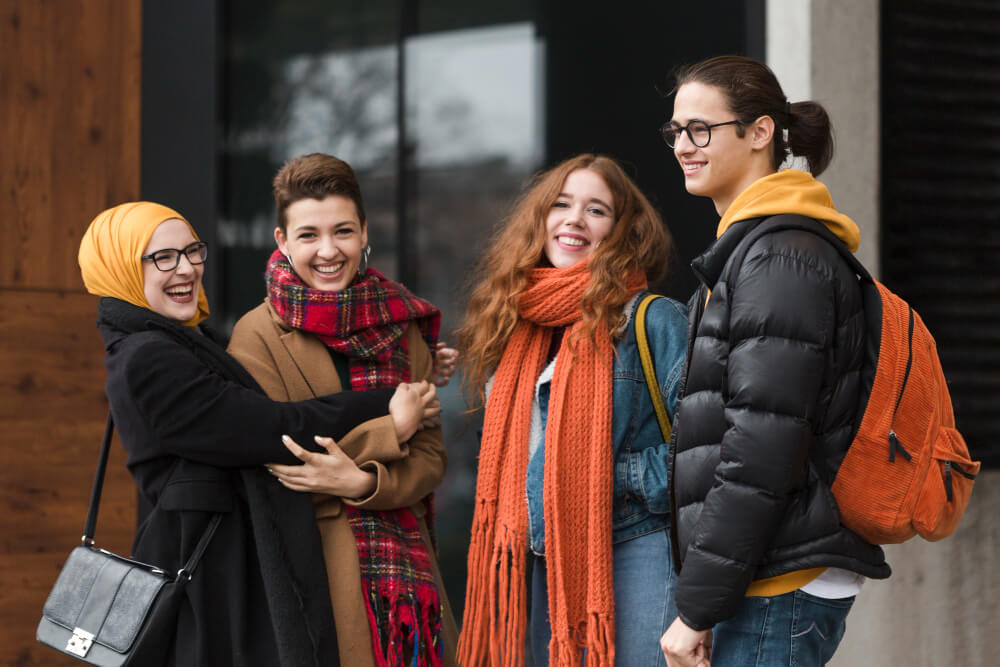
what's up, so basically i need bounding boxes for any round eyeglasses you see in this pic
[660,119,744,148]
[141,241,208,271]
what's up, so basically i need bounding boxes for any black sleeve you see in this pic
[122,336,393,467]
[674,244,834,630]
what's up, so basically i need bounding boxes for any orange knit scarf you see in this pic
[459,262,644,667]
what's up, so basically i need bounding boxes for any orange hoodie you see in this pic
[718,169,860,251]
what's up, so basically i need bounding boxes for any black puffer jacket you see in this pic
[670,216,890,631]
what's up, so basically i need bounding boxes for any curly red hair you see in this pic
[457,154,673,407]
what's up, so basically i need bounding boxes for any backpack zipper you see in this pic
[943,460,977,502]
[887,307,916,463]
[884,307,977,501]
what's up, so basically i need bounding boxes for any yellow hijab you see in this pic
[78,201,210,327]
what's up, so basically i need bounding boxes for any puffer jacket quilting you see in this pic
[670,216,890,631]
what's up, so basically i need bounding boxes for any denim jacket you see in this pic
[526,291,689,554]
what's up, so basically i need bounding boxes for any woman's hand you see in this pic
[661,617,712,667]
[390,381,442,442]
[432,342,459,387]
[410,380,442,428]
[389,383,421,442]
[421,395,442,429]
[267,435,377,499]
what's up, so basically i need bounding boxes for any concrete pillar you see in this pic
[767,0,879,273]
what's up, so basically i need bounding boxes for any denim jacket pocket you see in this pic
[611,372,642,453]
[613,449,645,523]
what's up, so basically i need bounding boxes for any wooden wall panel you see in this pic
[1,0,141,291]
[0,295,135,667]
[0,295,137,667]
[0,1,141,663]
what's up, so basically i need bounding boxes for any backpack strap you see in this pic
[723,214,873,288]
[635,294,672,443]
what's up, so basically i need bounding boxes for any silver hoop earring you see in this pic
[358,245,371,275]
[283,252,294,268]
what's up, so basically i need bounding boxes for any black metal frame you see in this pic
[141,0,221,310]
[880,0,1000,467]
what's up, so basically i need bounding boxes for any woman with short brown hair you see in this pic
[229,152,458,667]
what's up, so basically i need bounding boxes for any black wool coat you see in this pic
[670,217,891,632]
[96,298,393,666]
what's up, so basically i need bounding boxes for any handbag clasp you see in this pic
[66,627,95,657]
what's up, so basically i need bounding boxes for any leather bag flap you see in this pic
[42,546,167,654]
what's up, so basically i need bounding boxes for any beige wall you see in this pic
[768,2,997,665]
[0,1,141,664]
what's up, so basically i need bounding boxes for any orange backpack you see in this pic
[730,216,981,544]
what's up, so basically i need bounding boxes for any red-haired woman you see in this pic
[456,154,688,667]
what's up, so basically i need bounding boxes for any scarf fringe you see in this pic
[366,580,444,667]
[548,612,614,667]
[456,500,492,666]
[457,501,529,667]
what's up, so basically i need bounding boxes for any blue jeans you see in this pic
[710,589,854,667]
[529,528,676,667]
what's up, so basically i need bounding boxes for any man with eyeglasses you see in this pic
[659,56,889,667]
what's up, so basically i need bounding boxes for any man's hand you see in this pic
[661,616,712,667]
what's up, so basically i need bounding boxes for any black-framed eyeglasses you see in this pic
[141,241,208,271]
[660,119,744,148]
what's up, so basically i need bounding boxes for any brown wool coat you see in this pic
[228,301,459,667]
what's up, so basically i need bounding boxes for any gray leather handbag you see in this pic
[36,414,221,666]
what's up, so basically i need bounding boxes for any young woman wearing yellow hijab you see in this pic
[77,201,434,667]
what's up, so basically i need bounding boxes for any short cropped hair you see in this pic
[272,153,367,231]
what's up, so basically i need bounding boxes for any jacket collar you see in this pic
[97,296,230,348]
[264,300,345,397]
[690,218,762,288]
[97,297,258,389]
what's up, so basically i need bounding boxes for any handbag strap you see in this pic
[83,410,223,579]
[82,413,115,544]
[636,294,672,443]
[177,513,222,580]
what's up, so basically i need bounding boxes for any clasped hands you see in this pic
[266,380,439,498]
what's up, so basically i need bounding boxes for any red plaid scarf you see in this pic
[266,250,440,389]
[266,250,444,666]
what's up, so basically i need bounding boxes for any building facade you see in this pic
[2,1,996,664]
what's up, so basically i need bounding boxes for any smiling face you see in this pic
[142,218,204,322]
[672,81,770,215]
[543,168,616,269]
[275,195,368,292]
